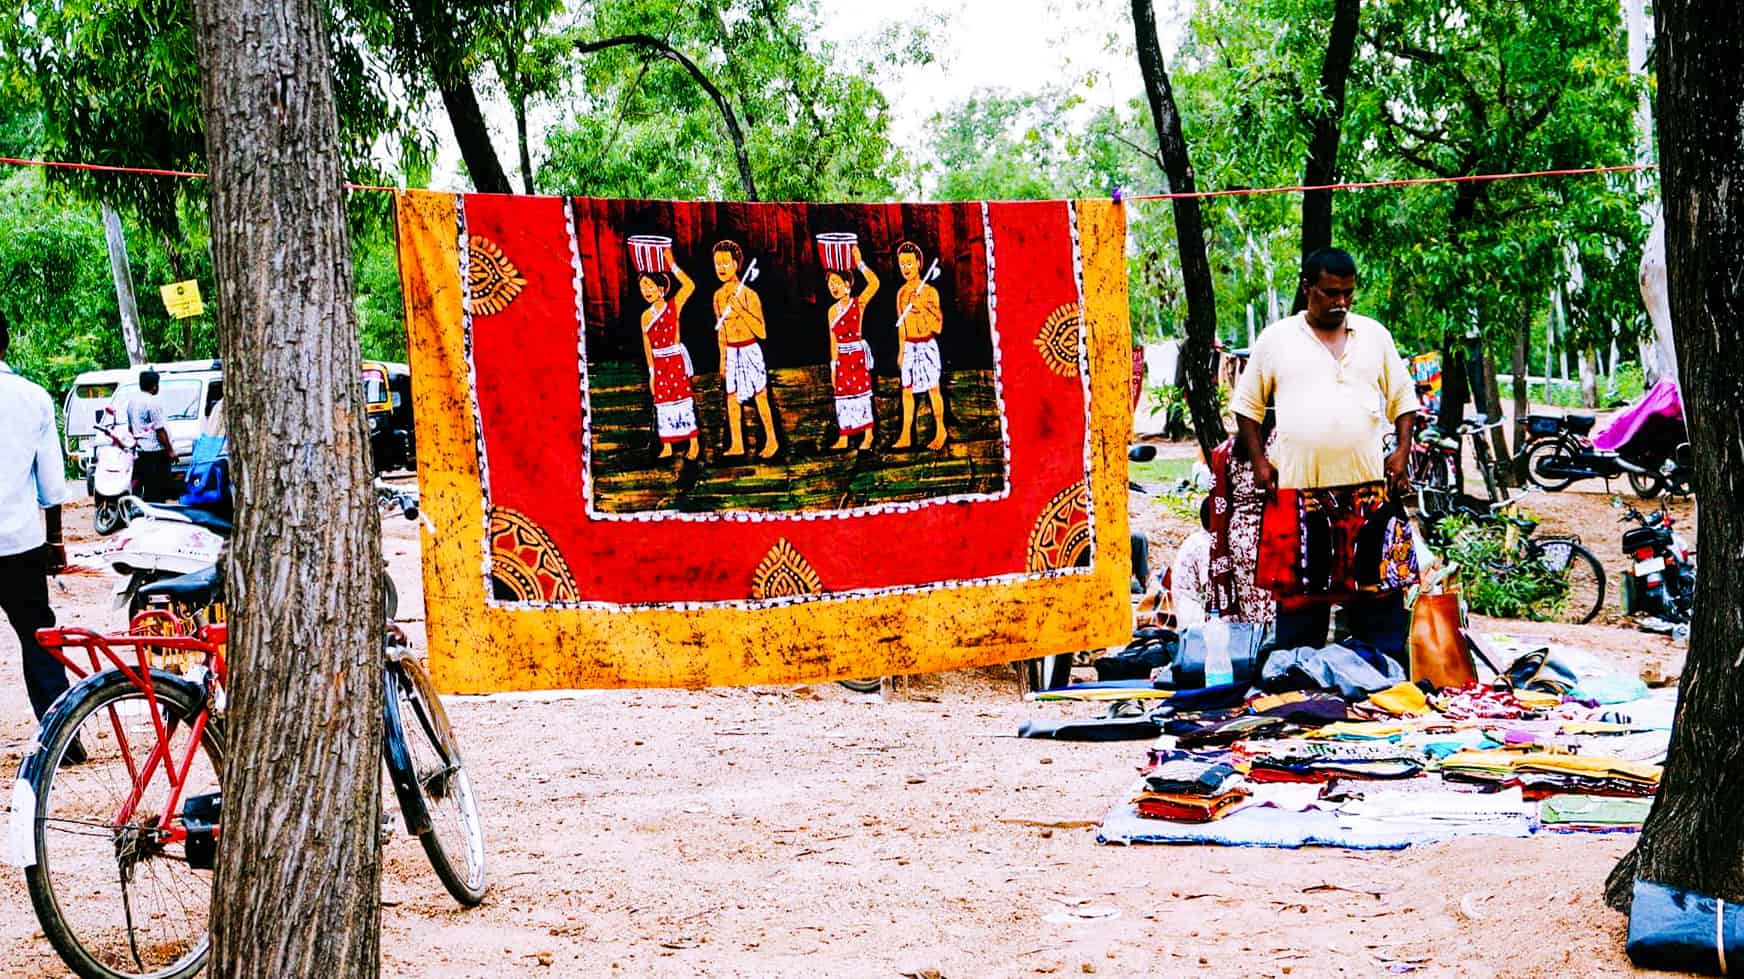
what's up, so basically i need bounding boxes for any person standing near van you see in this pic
[0,311,79,726]
[126,369,177,501]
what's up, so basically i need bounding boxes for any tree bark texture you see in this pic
[1479,347,1510,481]
[190,0,385,975]
[1298,0,1360,266]
[576,34,760,201]
[1132,0,1225,461]
[100,202,146,367]
[1640,211,1679,385]
[1606,0,1744,913]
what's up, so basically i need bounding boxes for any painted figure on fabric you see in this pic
[825,244,881,450]
[892,241,948,450]
[638,245,700,460]
[1231,247,1419,665]
[712,240,780,459]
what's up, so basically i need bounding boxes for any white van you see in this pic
[64,360,223,474]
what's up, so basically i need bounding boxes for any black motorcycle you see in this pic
[1524,411,1691,499]
[1616,501,1695,624]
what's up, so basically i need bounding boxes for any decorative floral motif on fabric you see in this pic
[1034,302,1084,377]
[1028,482,1093,572]
[751,539,824,599]
[467,236,528,316]
[488,507,578,603]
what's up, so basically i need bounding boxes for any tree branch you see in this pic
[575,33,759,200]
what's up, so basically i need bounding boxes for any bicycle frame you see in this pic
[33,623,228,853]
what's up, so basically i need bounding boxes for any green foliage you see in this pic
[1604,361,1646,404]
[1147,381,1230,420]
[1429,513,1570,621]
[541,0,917,201]
[0,170,213,396]
[1143,0,1652,368]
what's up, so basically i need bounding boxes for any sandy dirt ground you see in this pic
[0,470,1698,978]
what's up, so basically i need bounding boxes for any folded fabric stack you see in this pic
[1540,794,1653,832]
[1431,685,1540,721]
[1245,741,1427,783]
[1132,788,1251,822]
[1247,690,1357,726]
[1439,750,1661,798]
[1132,750,1249,823]
[1336,786,1531,835]
[1161,712,1288,748]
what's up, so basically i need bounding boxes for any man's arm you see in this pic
[1229,337,1275,492]
[35,404,69,573]
[1235,414,1275,495]
[742,289,767,339]
[1385,410,1416,497]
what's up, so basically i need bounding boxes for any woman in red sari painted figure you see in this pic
[639,246,700,460]
[826,244,880,450]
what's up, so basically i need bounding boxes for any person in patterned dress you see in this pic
[638,245,699,460]
[826,244,881,450]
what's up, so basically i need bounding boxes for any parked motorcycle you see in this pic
[1615,500,1695,625]
[1525,380,1692,499]
[104,495,230,617]
[87,412,137,536]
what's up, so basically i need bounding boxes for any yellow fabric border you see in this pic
[399,191,1132,692]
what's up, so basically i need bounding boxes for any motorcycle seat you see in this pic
[1566,413,1596,436]
[155,504,233,536]
[137,564,222,608]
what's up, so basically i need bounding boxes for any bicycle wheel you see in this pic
[1533,538,1606,625]
[23,670,222,979]
[1524,440,1577,491]
[384,658,488,906]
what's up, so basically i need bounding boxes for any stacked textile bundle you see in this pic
[1540,795,1654,832]
[1439,750,1661,799]
[1243,741,1427,783]
[1132,750,1250,823]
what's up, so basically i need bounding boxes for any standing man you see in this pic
[126,368,177,501]
[0,311,78,728]
[1231,248,1419,664]
[712,240,780,459]
[892,241,948,450]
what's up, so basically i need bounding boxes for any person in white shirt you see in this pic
[0,311,76,723]
[125,368,177,501]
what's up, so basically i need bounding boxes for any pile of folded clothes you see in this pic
[1241,740,1427,782]
[1439,750,1661,799]
[1539,795,1654,832]
[1131,749,1250,823]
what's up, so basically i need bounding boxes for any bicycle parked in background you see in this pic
[12,562,488,979]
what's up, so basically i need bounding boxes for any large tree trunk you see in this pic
[1639,210,1679,385]
[437,77,513,195]
[191,0,385,975]
[1480,346,1510,482]
[1579,347,1600,407]
[1606,0,1744,913]
[1297,0,1360,283]
[513,93,535,195]
[1132,0,1224,460]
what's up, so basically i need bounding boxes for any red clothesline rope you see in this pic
[0,156,399,191]
[0,154,1656,200]
[1120,163,1657,202]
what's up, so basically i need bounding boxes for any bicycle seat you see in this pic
[136,564,222,608]
[1566,413,1596,436]
[153,504,234,536]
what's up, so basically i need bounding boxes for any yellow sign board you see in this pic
[159,280,205,319]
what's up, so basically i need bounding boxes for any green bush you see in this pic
[1428,513,1570,621]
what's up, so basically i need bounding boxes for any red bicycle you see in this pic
[11,567,487,979]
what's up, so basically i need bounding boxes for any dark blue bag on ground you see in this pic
[179,435,231,509]
[1626,879,1744,975]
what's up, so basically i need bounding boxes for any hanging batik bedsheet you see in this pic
[395,191,1130,692]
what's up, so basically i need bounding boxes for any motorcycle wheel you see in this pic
[1523,440,1577,492]
[1627,471,1664,500]
[837,677,883,694]
[93,498,126,536]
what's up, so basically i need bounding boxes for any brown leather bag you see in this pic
[1408,588,1477,689]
